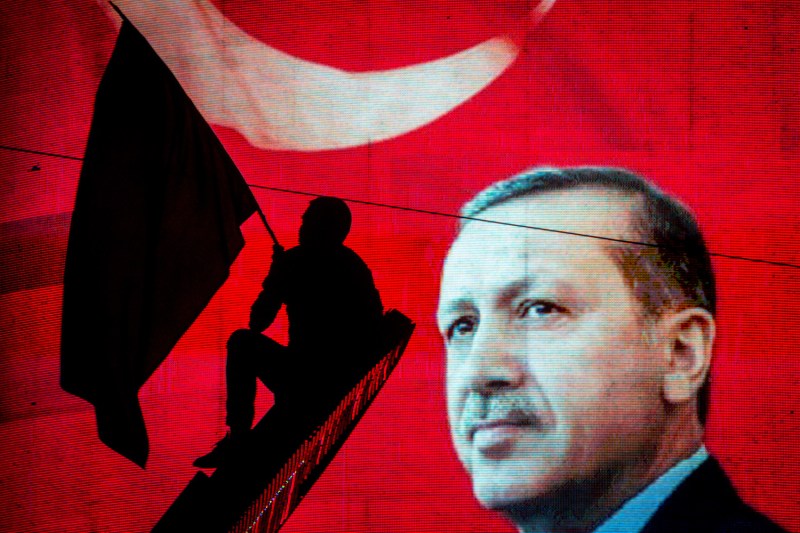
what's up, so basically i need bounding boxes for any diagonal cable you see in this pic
[2,144,798,271]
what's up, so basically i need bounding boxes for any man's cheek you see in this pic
[447,407,471,469]
[455,440,471,472]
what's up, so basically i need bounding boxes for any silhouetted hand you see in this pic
[272,243,285,260]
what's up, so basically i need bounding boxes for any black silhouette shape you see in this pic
[61,14,257,468]
[154,198,413,532]
[153,309,413,533]
[195,197,383,468]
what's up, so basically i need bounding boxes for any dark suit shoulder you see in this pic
[642,457,787,533]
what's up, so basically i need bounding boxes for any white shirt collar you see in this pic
[593,446,709,533]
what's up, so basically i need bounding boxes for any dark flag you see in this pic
[60,15,258,467]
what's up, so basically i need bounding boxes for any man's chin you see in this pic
[480,485,587,529]
[472,466,622,530]
[465,455,556,511]
[472,476,544,511]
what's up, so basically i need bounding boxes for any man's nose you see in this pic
[465,321,524,394]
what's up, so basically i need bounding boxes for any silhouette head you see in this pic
[299,197,352,246]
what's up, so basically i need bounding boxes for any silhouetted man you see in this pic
[195,197,383,468]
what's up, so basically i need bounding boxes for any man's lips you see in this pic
[469,416,539,438]
[468,415,542,453]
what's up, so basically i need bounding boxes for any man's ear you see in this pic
[660,307,715,406]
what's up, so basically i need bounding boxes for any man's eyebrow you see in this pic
[437,277,578,322]
[437,279,532,321]
[437,298,474,320]
[498,278,580,308]
[437,298,483,333]
[497,279,531,306]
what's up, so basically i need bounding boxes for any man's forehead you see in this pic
[460,186,640,239]
[439,187,638,304]
[448,187,639,261]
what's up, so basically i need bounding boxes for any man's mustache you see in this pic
[460,393,546,435]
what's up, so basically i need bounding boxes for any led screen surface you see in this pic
[0,1,798,532]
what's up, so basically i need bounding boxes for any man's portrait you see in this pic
[1,1,798,532]
[438,167,787,532]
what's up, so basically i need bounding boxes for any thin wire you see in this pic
[0,145,83,161]
[249,184,800,271]
[2,144,798,271]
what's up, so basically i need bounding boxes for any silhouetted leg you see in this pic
[225,329,288,437]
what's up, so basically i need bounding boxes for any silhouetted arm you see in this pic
[249,245,285,332]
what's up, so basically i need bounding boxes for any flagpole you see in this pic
[108,2,280,248]
[254,202,280,247]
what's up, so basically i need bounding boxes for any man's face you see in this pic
[438,188,669,512]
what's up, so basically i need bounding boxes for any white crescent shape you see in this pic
[103,0,555,152]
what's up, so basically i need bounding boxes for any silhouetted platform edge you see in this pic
[152,309,414,533]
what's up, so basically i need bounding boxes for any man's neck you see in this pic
[591,446,709,533]
[510,417,705,533]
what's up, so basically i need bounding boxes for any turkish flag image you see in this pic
[0,1,798,532]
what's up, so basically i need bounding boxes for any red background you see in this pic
[1,1,798,531]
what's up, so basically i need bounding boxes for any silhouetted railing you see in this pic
[152,310,413,533]
[229,316,411,532]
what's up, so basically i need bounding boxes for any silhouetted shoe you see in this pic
[193,433,241,468]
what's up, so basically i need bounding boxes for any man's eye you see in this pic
[518,300,563,318]
[447,317,477,340]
